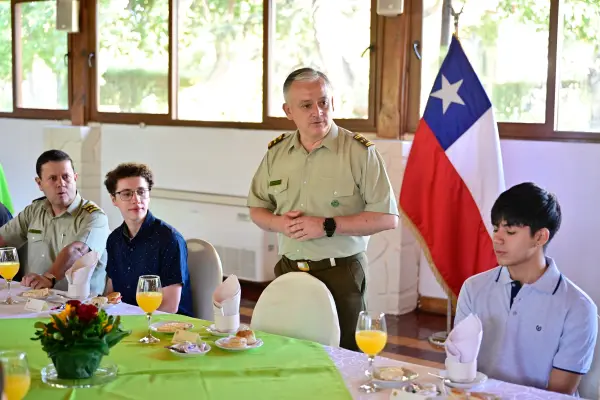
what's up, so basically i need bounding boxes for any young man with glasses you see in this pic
[103,163,192,316]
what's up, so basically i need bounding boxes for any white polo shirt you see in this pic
[455,257,598,390]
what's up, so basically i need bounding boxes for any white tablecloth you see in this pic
[0,280,575,399]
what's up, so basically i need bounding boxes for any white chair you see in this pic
[186,239,223,321]
[579,316,600,399]
[251,272,340,347]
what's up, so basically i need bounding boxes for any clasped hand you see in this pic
[280,211,325,241]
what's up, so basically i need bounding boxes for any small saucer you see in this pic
[439,371,488,389]
[214,337,263,351]
[205,324,247,336]
[371,366,419,388]
[41,361,117,388]
[168,343,211,357]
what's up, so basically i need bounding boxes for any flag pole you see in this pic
[449,1,465,38]
[428,293,453,347]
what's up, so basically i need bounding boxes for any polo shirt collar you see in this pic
[121,210,156,240]
[495,256,562,295]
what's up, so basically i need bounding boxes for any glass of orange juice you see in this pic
[136,275,163,344]
[355,311,387,393]
[0,351,31,400]
[0,247,20,305]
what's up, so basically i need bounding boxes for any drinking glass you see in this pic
[136,275,163,344]
[0,351,30,400]
[0,247,20,305]
[355,311,388,393]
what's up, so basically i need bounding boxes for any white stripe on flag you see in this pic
[445,108,505,236]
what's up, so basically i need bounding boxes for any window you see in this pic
[15,1,68,109]
[268,0,372,120]
[412,0,600,139]
[0,0,11,112]
[91,0,378,130]
[556,0,600,133]
[96,0,169,114]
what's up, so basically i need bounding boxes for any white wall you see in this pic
[1,118,50,212]
[418,139,600,308]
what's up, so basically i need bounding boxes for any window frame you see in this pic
[406,0,600,143]
[87,0,383,132]
[0,0,71,120]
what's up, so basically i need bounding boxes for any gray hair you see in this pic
[282,67,333,102]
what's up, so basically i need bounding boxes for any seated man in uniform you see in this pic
[455,182,597,395]
[0,201,12,227]
[103,163,192,316]
[0,150,110,294]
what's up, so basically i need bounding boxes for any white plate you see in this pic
[214,337,263,351]
[169,343,211,357]
[150,320,195,334]
[439,371,488,389]
[205,324,248,337]
[371,366,419,389]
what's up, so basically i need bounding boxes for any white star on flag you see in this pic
[430,75,465,114]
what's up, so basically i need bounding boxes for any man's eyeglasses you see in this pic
[114,188,150,201]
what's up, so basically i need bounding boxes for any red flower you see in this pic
[76,303,98,323]
[67,300,81,308]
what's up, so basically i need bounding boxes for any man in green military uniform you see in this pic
[0,150,110,295]
[247,68,399,350]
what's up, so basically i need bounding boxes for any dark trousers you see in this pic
[275,253,367,351]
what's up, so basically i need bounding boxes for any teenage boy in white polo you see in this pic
[455,182,597,395]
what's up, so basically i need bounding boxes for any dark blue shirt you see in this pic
[0,202,12,227]
[106,211,192,316]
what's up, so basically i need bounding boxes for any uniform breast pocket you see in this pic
[268,177,289,203]
[326,179,361,214]
[26,231,51,273]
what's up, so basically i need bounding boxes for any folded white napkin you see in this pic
[445,313,483,363]
[65,251,100,299]
[213,275,241,317]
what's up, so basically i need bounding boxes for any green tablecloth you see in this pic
[1,314,352,399]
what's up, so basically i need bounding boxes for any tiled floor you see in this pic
[239,298,448,369]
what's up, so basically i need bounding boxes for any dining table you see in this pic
[0,280,578,399]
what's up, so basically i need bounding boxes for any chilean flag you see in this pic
[400,36,505,297]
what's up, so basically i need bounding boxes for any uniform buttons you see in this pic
[512,311,517,316]
[300,204,304,207]
[296,249,300,252]
[303,181,307,184]
[333,191,338,195]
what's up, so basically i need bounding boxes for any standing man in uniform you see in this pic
[0,150,110,295]
[247,68,399,350]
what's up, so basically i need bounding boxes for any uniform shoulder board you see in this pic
[268,133,287,150]
[353,134,374,148]
[32,196,46,203]
[82,203,102,214]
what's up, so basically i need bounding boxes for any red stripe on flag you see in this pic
[400,121,497,296]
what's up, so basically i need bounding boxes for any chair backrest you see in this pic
[251,272,340,347]
[186,239,223,321]
[579,316,600,400]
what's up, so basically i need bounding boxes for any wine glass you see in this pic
[0,351,30,400]
[0,247,20,305]
[136,275,163,344]
[355,311,388,393]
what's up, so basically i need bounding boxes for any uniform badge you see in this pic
[331,200,339,207]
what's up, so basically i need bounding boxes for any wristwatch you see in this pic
[323,218,337,237]
[43,272,56,288]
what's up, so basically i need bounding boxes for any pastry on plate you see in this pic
[224,336,247,349]
[106,292,122,304]
[21,288,50,298]
[89,296,108,307]
[236,329,257,345]
[448,388,499,400]
[156,322,194,333]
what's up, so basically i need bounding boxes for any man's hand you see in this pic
[288,215,326,241]
[21,273,53,289]
[276,210,303,238]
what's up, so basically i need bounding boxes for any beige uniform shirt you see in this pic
[0,193,110,294]
[247,123,398,261]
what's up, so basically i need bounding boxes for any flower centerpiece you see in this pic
[32,300,131,379]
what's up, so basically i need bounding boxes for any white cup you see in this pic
[68,283,90,300]
[445,357,477,383]
[214,314,240,332]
